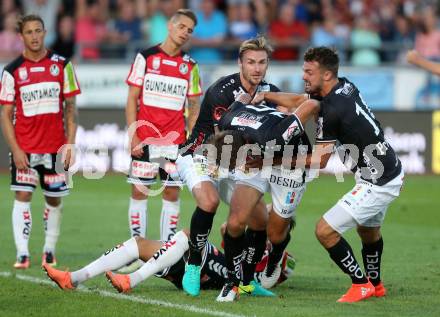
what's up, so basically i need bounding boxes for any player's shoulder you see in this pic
[180,51,198,65]
[2,55,25,74]
[258,79,280,93]
[328,78,358,101]
[138,45,161,59]
[48,51,69,66]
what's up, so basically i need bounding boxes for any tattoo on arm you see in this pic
[65,97,78,144]
[187,96,200,133]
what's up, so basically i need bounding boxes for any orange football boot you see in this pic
[105,271,132,293]
[337,281,375,303]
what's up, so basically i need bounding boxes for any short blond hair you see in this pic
[239,36,273,60]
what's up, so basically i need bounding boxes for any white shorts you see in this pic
[236,167,306,219]
[175,154,214,193]
[324,169,404,234]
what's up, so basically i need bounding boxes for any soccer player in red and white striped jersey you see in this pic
[0,14,81,269]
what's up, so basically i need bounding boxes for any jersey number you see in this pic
[355,102,380,136]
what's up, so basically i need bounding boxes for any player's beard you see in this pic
[243,71,264,87]
[304,79,322,96]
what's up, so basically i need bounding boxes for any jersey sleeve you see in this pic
[126,53,146,87]
[270,113,305,145]
[0,69,16,105]
[187,63,202,97]
[63,61,81,97]
[315,99,339,143]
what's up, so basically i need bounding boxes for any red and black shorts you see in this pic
[127,144,182,187]
[10,153,69,197]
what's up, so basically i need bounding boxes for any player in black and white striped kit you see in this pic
[262,47,404,303]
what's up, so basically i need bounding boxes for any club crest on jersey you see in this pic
[152,57,161,70]
[18,67,28,81]
[282,120,301,144]
[179,63,188,75]
[50,64,59,76]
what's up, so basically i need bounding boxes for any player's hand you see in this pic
[131,134,144,158]
[12,147,29,170]
[406,49,421,65]
[63,146,75,171]
[245,155,263,171]
[251,92,265,105]
[236,92,252,104]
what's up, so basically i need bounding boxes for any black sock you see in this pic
[362,237,383,286]
[242,229,267,285]
[188,207,214,265]
[326,237,368,284]
[267,232,291,270]
[224,229,245,286]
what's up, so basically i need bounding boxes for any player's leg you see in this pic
[44,236,144,290]
[217,184,262,302]
[357,225,386,297]
[176,154,219,296]
[261,210,292,289]
[12,191,33,269]
[160,184,181,242]
[10,155,37,269]
[108,230,190,292]
[40,153,72,266]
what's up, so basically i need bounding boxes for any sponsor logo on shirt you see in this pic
[18,67,28,81]
[50,64,60,76]
[162,59,177,67]
[179,63,188,75]
[152,57,161,70]
[231,112,265,129]
[143,73,188,111]
[30,67,45,72]
[335,82,354,96]
[20,82,61,117]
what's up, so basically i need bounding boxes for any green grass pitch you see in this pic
[0,173,439,317]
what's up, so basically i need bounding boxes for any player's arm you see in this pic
[187,96,200,133]
[252,92,309,112]
[0,104,29,169]
[407,49,440,76]
[63,96,78,170]
[126,85,143,158]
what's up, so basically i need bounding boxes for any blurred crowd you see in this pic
[0,0,439,65]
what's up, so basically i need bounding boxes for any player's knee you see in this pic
[162,186,180,201]
[198,192,219,212]
[315,219,339,247]
[267,227,287,245]
[315,219,329,243]
[357,226,381,243]
[131,185,148,200]
[45,196,61,207]
[15,191,32,202]
[227,213,246,236]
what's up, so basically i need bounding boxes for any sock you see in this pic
[12,200,32,258]
[130,231,188,288]
[188,207,214,265]
[362,237,383,286]
[267,233,291,269]
[326,237,368,284]
[242,229,267,285]
[71,237,139,285]
[128,198,147,238]
[160,199,180,242]
[224,229,245,286]
[43,202,62,254]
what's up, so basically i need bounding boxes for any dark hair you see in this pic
[304,46,339,77]
[171,9,198,26]
[17,14,45,33]
[208,130,248,170]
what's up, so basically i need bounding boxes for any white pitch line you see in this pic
[0,272,250,317]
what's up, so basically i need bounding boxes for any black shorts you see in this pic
[10,153,69,197]
[127,144,182,186]
[157,242,227,290]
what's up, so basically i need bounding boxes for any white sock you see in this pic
[12,200,32,257]
[128,198,147,238]
[43,202,62,254]
[130,230,188,288]
[71,237,139,285]
[160,199,180,242]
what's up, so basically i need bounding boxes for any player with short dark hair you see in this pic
[259,46,404,303]
[0,14,81,269]
[123,8,202,261]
